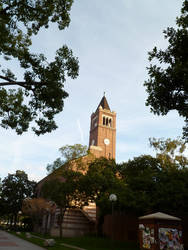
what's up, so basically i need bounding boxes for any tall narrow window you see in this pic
[103,117,105,125]
[109,119,112,127]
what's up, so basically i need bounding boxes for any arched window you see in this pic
[103,117,105,125]
[102,116,113,127]
[109,119,112,127]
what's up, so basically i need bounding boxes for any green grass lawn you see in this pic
[10,231,140,250]
[59,236,139,250]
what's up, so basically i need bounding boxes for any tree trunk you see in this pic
[10,215,13,227]
[59,207,65,238]
[14,213,17,227]
[44,213,49,235]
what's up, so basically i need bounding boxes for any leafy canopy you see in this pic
[41,167,87,238]
[117,138,188,215]
[84,157,118,200]
[117,155,161,214]
[0,170,36,218]
[149,137,188,168]
[0,0,79,135]
[118,153,188,216]
[41,139,188,223]
[144,0,188,140]
[46,144,88,173]
[22,197,55,229]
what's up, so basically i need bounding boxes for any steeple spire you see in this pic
[96,94,111,112]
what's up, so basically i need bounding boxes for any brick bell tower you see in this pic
[89,95,116,159]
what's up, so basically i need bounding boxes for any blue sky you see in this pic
[0,0,185,181]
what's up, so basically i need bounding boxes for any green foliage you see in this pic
[153,167,188,215]
[46,158,64,174]
[117,155,161,214]
[0,170,36,222]
[22,197,55,231]
[42,166,88,237]
[118,150,188,217]
[59,144,88,162]
[149,137,188,168]
[0,0,79,135]
[84,157,118,201]
[43,144,90,236]
[43,140,188,233]
[144,0,188,140]
[42,170,86,208]
[83,157,124,219]
[46,144,88,173]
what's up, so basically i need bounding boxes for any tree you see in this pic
[117,155,161,214]
[0,170,36,226]
[149,137,188,168]
[144,0,188,140]
[84,158,118,202]
[118,141,188,217]
[153,166,188,216]
[84,157,122,234]
[41,168,88,238]
[22,198,56,233]
[0,0,79,135]
[46,158,64,174]
[46,144,88,173]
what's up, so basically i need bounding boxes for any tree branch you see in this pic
[0,75,44,89]
[0,82,27,87]
[0,75,27,88]
[0,6,12,15]
[0,75,14,82]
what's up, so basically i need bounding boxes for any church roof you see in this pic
[96,95,111,111]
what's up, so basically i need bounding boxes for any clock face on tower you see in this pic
[104,138,110,145]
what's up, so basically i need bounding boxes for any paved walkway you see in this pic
[0,230,46,250]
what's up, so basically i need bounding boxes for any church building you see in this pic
[37,95,116,237]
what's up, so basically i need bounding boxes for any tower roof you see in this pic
[96,95,111,111]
